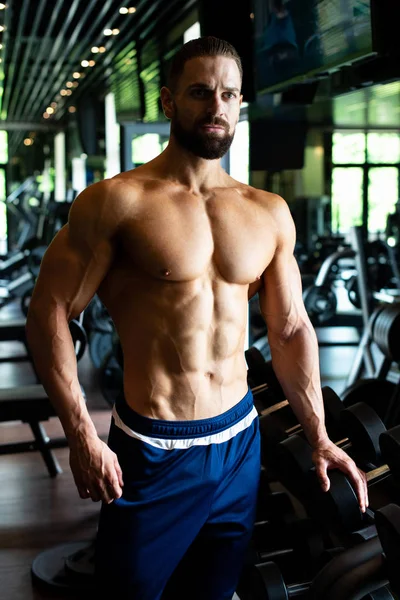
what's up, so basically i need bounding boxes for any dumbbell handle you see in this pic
[366,463,390,483]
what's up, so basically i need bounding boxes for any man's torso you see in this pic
[96,167,277,420]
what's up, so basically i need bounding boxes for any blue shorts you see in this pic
[95,388,261,600]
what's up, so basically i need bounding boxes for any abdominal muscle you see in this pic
[99,272,250,421]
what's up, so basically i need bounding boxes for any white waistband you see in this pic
[111,405,258,450]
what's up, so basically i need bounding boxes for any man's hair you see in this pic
[167,36,243,92]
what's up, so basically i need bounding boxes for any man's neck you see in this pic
[154,140,229,195]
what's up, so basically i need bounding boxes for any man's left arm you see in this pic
[258,194,368,512]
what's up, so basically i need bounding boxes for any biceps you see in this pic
[259,254,307,337]
[30,225,113,319]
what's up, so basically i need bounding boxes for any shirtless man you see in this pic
[26,36,368,600]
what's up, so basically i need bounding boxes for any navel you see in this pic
[161,268,171,277]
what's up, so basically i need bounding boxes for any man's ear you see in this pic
[160,86,174,120]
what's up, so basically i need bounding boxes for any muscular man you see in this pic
[26,36,368,599]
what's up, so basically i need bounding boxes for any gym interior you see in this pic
[1,0,400,598]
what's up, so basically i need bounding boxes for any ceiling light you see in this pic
[43,112,50,119]
[24,138,33,146]
[104,29,113,36]
[69,106,77,113]
[60,89,68,96]
[128,7,136,13]
[119,7,128,14]
[73,72,81,79]
[91,47,99,53]
[51,102,57,108]
[0,4,6,9]
[46,107,54,114]
[66,90,72,96]
[0,26,4,32]
[72,82,79,88]
[99,46,106,53]
[112,29,120,35]
[0,44,3,49]
[81,60,89,67]
[66,81,73,88]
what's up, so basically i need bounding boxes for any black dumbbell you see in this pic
[272,433,395,534]
[237,553,393,600]
[250,517,327,582]
[375,504,400,597]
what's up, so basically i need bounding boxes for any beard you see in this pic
[171,110,235,160]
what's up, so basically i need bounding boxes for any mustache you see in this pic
[198,117,229,129]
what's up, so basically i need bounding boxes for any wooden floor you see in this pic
[0,300,113,600]
[0,298,362,600]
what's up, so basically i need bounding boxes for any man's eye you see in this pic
[192,89,207,98]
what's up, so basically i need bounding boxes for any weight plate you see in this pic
[342,379,396,423]
[257,561,288,600]
[288,518,325,565]
[340,402,386,465]
[380,425,400,480]
[245,346,266,371]
[64,541,95,577]
[31,541,95,591]
[372,304,400,362]
[275,435,314,501]
[364,586,395,599]
[313,469,363,532]
[99,353,123,407]
[84,295,114,335]
[303,285,337,325]
[322,386,345,440]
[89,331,113,369]
[375,504,400,597]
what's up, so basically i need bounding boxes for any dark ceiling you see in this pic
[0,0,197,157]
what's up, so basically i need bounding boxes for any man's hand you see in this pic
[69,436,124,504]
[312,440,368,513]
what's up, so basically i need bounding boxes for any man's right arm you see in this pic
[26,179,125,502]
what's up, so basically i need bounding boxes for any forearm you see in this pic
[268,322,329,447]
[25,309,98,447]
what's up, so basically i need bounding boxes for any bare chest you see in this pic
[116,196,276,285]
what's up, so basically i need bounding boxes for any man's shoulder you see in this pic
[235,183,288,212]
[70,175,143,221]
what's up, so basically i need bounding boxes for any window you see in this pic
[332,130,400,234]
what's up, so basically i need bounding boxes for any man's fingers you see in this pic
[100,478,122,504]
[114,459,124,488]
[315,462,330,492]
[342,463,368,512]
[78,487,91,499]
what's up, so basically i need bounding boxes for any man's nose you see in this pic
[206,93,224,116]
